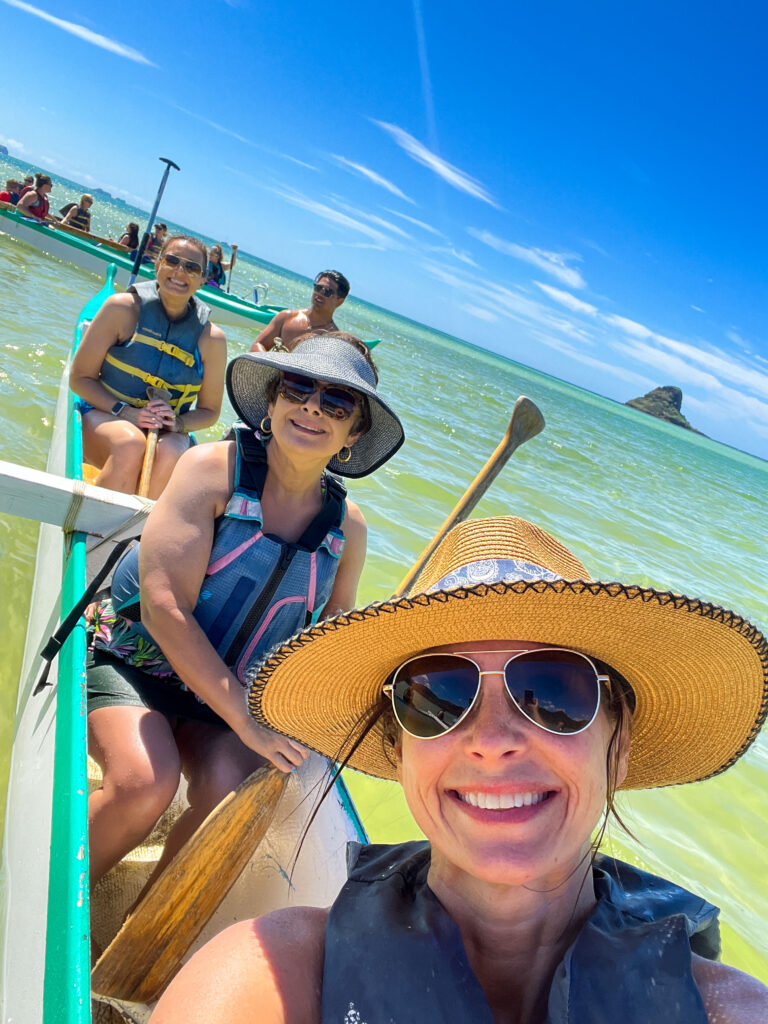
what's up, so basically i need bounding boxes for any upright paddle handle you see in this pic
[137,386,172,498]
[393,396,545,598]
[128,157,180,286]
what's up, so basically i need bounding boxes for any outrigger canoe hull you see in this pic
[0,267,367,1023]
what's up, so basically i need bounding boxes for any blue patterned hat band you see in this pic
[433,558,563,591]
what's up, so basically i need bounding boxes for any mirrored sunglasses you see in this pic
[161,252,203,275]
[279,371,359,420]
[384,648,608,739]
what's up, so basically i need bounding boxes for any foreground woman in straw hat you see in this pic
[152,517,768,1023]
[87,333,404,886]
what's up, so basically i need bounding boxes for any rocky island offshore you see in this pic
[625,386,706,436]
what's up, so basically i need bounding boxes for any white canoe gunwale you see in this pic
[1,267,368,1022]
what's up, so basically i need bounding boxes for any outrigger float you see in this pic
[0,266,543,1022]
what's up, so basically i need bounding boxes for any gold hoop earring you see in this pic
[260,416,272,437]
[337,446,352,463]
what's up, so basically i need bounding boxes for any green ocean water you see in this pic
[1,156,766,981]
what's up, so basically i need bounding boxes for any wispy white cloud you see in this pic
[373,120,499,207]
[459,304,499,323]
[383,208,446,239]
[328,196,413,239]
[1,0,156,65]
[164,101,259,147]
[0,134,24,153]
[269,186,397,248]
[690,305,705,313]
[534,282,597,315]
[606,314,768,401]
[467,228,586,289]
[421,261,593,343]
[330,155,414,203]
[533,333,655,388]
[423,245,478,268]
[276,153,318,171]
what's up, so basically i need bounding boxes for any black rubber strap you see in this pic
[33,537,137,695]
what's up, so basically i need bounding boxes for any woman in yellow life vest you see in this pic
[70,234,227,498]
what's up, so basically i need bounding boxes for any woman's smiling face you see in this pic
[268,377,362,462]
[397,639,628,888]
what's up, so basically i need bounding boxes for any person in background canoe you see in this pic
[152,516,768,1024]
[205,243,238,288]
[0,178,22,204]
[118,221,140,250]
[85,335,404,887]
[16,173,53,221]
[146,221,168,262]
[70,234,227,499]
[250,270,350,352]
[61,193,93,232]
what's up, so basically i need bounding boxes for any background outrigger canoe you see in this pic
[0,203,284,329]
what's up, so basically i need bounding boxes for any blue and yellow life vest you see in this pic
[98,280,210,413]
[68,206,91,231]
[321,842,720,1024]
[100,426,347,685]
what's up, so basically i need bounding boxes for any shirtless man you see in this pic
[250,270,349,352]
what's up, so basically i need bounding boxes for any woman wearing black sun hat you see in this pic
[85,332,404,892]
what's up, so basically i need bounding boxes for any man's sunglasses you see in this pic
[313,282,338,298]
[161,252,203,275]
[383,649,609,740]
[279,371,360,420]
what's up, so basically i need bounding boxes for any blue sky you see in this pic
[2,0,767,457]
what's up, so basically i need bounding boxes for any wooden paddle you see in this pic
[393,395,545,597]
[92,764,288,1004]
[136,386,172,498]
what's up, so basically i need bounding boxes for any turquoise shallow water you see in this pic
[1,156,766,980]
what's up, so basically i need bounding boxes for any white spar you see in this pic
[0,459,153,538]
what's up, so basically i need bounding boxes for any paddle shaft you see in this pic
[136,386,173,498]
[393,396,545,597]
[129,157,180,286]
[226,243,237,293]
[92,766,288,1003]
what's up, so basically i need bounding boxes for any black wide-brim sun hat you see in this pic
[226,337,405,478]
[248,517,768,790]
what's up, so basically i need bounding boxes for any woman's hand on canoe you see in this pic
[234,717,310,772]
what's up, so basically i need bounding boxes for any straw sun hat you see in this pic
[248,517,768,789]
[226,335,404,478]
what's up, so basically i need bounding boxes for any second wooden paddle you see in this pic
[394,395,545,597]
[136,385,172,498]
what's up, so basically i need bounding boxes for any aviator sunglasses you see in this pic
[279,371,360,420]
[384,648,609,739]
[161,252,204,276]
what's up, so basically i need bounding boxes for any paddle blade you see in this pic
[509,395,545,449]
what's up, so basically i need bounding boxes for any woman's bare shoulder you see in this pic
[151,906,328,1024]
[692,955,768,1024]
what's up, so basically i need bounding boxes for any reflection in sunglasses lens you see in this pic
[505,652,597,733]
[393,657,479,738]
